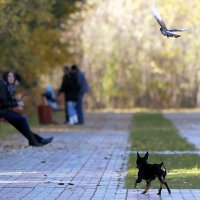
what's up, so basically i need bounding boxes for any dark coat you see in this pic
[0,80,18,110]
[59,73,80,101]
[76,69,90,95]
[59,74,70,100]
[67,73,80,101]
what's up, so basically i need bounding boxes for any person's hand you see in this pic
[16,93,22,100]
[17,93,26,101]
[18,101,24,107]
[16,106,23,111]
[12,106,23,114]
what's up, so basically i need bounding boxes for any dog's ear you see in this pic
[137,151,140,158]
[144,151,149,160]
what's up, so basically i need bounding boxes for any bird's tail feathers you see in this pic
[169,27,192,32]
[180,27,192,32]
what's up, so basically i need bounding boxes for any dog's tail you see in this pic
[160,162,167,176]
[160,162,166,169]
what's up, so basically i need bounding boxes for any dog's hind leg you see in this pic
[164,182,171,194]
[157,182,163,195]
[142,180,151,194]
[158,177,171,195]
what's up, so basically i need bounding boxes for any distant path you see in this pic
[164,112,200,151]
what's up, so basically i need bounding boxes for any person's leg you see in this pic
[0,111,40,146]
[0,111,52,146]
[76,94,84,124]
[72,102,78,123]
[65,101,69,123]
[67,101,73,124]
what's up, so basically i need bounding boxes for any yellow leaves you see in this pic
[63,0,198,107]
[2,0,200,107]
[27,27,65,73]
[127,168,138,176]
[0,0,8,4]
[150,61,164,75]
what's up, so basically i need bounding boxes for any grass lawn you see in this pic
[130,112,195,151]
[126,112,200,189]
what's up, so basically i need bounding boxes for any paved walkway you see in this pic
[0,112,199,200]
[164,112,200,151]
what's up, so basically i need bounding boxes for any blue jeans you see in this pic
[67,101,77,118]
[77,94,84,124]
[0,110,37,143]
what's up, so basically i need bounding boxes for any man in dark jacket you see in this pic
[71,65,90,125]
[0,71,53,147]
[58,66,71,123]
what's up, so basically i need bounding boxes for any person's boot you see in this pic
[25,131,42,147]
[29,141,43,147]
[33,133,53,145]
[39,137,53,145]
[28,137,43,147]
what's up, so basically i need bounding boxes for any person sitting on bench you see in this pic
[0,71,53,147]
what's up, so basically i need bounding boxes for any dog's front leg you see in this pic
[134,182,137,188]
[134,177,142,188]
[142,180,151,194]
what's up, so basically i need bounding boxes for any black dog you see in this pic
[134,151,171,195]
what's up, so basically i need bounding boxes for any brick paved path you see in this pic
[0,112,199,200]
[164,112,200,151]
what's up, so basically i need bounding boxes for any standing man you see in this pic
[58,66,71,123]
[71,65,90,125]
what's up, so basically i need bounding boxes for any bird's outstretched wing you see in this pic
[168,27,192,32]
[151,6,168,30]
[165,30,181,38]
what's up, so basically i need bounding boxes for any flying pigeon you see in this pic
[151,6,191,38]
